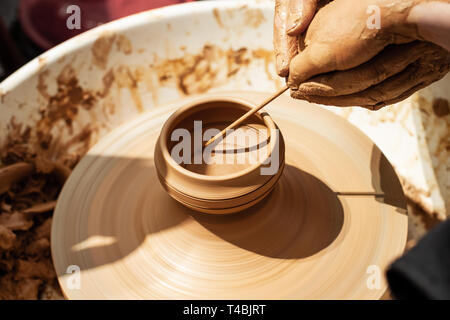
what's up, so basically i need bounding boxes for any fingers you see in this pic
[286,0,318,36]
[287,0,400,88]
[288,37,392,89]
[295,41,433,97]
[291,48,450,109]
[290,66,420,108]
[287,42,334,88]
[293,60,450,110]
[369,82,429,110]
[274,0,299,76]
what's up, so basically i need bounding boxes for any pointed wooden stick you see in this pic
[204,86,289,147]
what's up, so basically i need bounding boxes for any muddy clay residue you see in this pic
[212,7,266,29]
[0,160,67,299]
[154,45,249,95]
[35,66,97,164]
[115,34,133,55]
[407,197,440,232]
[252,49,275,81]
[1,61,102,298]
[399,174,442,226]
[244,9,266,28]
[432,98,450,117]
[0,68,97,298]
[154,45,275,95]
[92,32,117,70]
[212,8,224,28]
[0,119,73,299]
[91,44,276,107]
[0,63,109,299]
[0,88,8,104]
[114,66,144,113]
[92,32,133,70]
[415,96,450,219]
[37,70,50,100]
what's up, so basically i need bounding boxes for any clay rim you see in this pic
[158,97,280,182]
[157,158,285,204]
[162,165,284,213]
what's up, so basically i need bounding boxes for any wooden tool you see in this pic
[204,86,289,146]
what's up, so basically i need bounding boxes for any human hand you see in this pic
[274,0,320,77]
[276,0,450,109]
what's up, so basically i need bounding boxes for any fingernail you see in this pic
[287,75,299,90]
[288,81,299,91]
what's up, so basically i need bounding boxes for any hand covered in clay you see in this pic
[275,0,450,109]
[274,0,320,76]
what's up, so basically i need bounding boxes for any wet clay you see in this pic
[0,66,93,299]
[155,98,285,214]
[167,102,270,176]
[273,0,299,77]
[181,123,268,176]
[0,71,95,301]
[277,0,450,108]
[0,155,69,299]
[52,92,407,299]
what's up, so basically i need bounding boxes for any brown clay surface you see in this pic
[182,122,268,176]
[165,101,270,177]
[153,98,285,215]
[51,92,407,299]
[0,158,67,299]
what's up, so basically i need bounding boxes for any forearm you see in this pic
[407,1,450,52]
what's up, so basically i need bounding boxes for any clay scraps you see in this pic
[0,151,70,300]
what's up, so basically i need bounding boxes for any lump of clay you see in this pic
[0,225,16,251]
[15,259,56,281]
[0,163,34,195]
[0,155,69,300]
[0,212,33,231]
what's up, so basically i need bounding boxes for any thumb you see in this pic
[274,0,299,77]
[287,42,337,88]
[288,37,390,88]
[287,0,318,36]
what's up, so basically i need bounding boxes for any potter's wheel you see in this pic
[51,92,407,299]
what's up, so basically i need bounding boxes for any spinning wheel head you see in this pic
[51,92,407,300]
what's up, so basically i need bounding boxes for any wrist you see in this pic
[407,1,450,51]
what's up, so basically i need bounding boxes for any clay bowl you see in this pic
[154,98,285,214]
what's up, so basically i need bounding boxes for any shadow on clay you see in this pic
[59,159,345,276]
[334,145,407,215]
[369,145,407,213]
[191,164,345,259]
[57,156,188,276]
[59,143,408,277]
